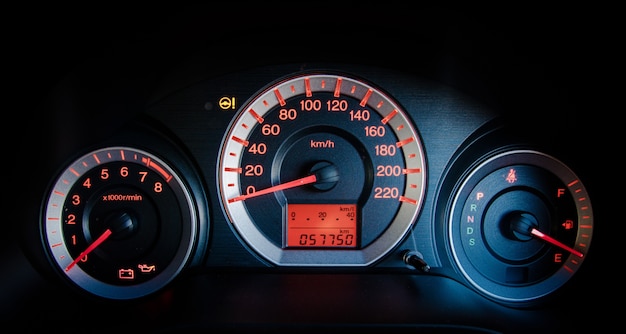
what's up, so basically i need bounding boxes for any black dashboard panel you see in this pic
[4,3,610,333]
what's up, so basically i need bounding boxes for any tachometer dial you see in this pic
[42,146,201,300]
[218,72,426,266]
[448,150,593,304]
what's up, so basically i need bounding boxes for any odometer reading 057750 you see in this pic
[218,72,427,266]
[287,203,357,248]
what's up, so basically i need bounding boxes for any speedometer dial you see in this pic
[218,72,426,266]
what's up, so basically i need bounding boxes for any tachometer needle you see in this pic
[530,228,583,258]
[65,228,112,272]
[228,174,317,203]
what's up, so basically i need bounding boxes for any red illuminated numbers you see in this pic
[364,125,385,137]
[66,213,77,224]
[244,164,263,176]
[279,108,297,120]
[301,99,322,111]
[300,99,349,112]
[376,165,402,177]
[299,233,355,246]
[71,195,80,206]
[100,168,110,180]
[261,124,280,136]
[327,100,348,112]
[248,143,267,155]
[374,187,399,198]
[350,110,370,121]
[375,144,396,156]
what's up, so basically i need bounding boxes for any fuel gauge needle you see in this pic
[65,229,112,272]
[530,228,583,258]
[228,174,317,203]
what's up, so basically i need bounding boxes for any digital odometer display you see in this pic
[287,203,357,248]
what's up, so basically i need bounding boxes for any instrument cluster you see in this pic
[6,4,608,332]
[38,63,593,308]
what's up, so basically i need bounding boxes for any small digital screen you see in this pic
[286,203,357,248]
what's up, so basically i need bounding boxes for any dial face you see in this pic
[217,72,427,266]
[448,150,594,304]
[42,147,198,300]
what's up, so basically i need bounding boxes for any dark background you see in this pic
[4,3,614,331]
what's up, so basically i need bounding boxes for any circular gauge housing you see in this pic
[218,72,427,266]
[448,149,593,304]
[42,146,202,300]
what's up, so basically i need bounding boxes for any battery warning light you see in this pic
[219,96,236,110]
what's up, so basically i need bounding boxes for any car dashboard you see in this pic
[3,4,607,333]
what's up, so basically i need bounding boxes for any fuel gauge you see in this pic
[448,149,593,305]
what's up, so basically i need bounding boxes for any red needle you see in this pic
[228,174,317,203]
[65,228,112,272]
[530,228,583,258]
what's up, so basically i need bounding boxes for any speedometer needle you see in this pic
[65,228,112,272]
[228,174,317,203]
[530,228,583,258]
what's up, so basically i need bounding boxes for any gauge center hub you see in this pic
[309,161,339,191]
